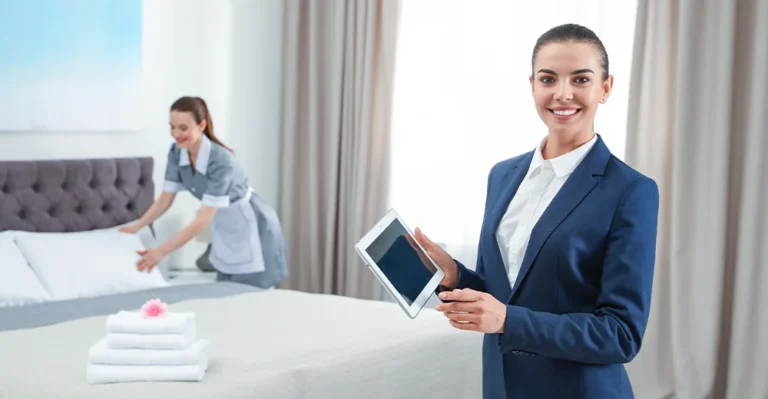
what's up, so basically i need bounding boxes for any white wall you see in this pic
[229,0,285,209]
[0,0,284,271]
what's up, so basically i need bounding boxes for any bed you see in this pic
[0,157,483,398]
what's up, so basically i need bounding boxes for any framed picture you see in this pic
[0,0,142,132]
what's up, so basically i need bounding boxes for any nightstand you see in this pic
[167,269,217,285]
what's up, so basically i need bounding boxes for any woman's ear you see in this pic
[198,119,207,133]
[601,75,615,104]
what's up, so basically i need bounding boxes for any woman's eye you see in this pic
[574,77,590,84]
[540,77,555,84]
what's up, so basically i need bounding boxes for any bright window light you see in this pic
[388,0,638,268]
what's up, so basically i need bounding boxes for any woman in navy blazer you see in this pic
[416,24,659,398]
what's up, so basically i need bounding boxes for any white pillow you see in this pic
[0,231,53,307]
[115,221,171,278]
[13,228,168,301]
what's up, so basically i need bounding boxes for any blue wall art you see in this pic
[0,0,142,132]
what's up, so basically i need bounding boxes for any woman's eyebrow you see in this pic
[536,68,595,75]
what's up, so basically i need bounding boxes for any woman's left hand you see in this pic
[136,248,166,272]
[436,289,507,333]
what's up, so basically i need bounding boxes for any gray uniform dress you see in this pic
[162,135,288,288]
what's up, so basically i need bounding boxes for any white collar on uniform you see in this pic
[178,134,212,175]
[529,133,598,178]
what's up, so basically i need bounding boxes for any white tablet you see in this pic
[355,209,445,318]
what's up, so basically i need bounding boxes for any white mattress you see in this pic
[0,289,483,398]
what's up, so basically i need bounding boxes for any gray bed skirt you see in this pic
[0,282,260,332]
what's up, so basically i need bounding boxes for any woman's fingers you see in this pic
[119,225,138,234]
[406,233,436,271]
[414,227,435,250]
[140,262,154,272]
[449,319,479,331]
[444,311,481,324]
[136,248,162,273]
[415,227,449,261]
[405,233,420,252]
[436,299,480,313]
[439,288,484,302]
[136,255,155,272]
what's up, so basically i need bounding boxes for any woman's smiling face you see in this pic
[530,41,613,136]
[169,110,205,150]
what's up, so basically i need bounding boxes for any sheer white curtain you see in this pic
[389,0,638,269]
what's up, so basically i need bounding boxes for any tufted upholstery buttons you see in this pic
[0,157,153,232]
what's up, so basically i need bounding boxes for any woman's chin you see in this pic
[545,124,584,136]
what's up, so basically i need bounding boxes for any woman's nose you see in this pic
[555,83,573,102]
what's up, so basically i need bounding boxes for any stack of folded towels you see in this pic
[86,300,209,384]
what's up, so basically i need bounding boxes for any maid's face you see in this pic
[169,111,205,150]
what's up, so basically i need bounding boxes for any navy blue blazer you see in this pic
[454,135,659,398]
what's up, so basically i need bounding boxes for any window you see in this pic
[389,0,638,269]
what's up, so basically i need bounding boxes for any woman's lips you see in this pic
[549,108,581,120]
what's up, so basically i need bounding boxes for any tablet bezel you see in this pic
[355,208,445,319]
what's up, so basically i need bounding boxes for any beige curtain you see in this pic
[278,0,400,299]
[624,0,768,398]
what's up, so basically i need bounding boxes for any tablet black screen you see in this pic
[364,219,437,305]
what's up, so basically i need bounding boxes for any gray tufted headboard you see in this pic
[0,158,154,233]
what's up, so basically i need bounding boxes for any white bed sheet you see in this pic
[0,289,483,398]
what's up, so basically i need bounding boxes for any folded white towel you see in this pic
[89,337,208,366]
[105,328,196,350]
[106,310,195,335]
[86,357,209,384]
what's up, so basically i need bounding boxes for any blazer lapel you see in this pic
[507,136,610,301]
[483,153,532,300]
[488,153,533,236]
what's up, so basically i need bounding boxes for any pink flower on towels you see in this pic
[140,299,168,318]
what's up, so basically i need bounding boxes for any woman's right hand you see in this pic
[118,223,142,234]
[413,227,459,290]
